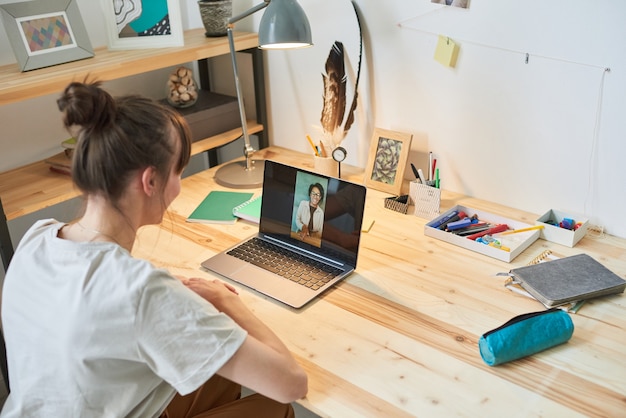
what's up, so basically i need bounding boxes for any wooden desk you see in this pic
[133,146,626,417]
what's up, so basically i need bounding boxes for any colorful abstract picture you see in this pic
[115,0,171,37]
[102,0,183,49]
[0,0,93,71]
[17,13,76,56]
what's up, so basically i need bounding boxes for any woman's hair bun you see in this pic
[57,81,116,130]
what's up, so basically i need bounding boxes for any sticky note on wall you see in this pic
[434,35,460,68]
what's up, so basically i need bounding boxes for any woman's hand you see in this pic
[182,278,240,312]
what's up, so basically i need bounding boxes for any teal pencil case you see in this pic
[479,308,574,366]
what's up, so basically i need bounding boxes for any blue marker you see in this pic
[429,211,459,229]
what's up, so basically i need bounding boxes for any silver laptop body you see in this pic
[201,160,367,308]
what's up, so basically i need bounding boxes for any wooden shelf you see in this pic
[0,28,265,223]
[0,121,262,221]
[0,29,259,105]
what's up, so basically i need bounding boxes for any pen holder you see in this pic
[313,155,339,177]
[409,181,441,220]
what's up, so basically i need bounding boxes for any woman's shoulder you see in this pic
[18,218,63,245]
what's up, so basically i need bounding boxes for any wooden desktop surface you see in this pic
[132,146,626,417]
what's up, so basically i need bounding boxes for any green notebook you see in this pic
[187,191,253,224]
[233,195,262,224]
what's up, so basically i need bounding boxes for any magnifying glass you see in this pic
[332,146,347,178]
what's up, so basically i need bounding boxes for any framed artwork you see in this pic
[431,0,470,8]
[100,0,184,50]
[365,128,413,195]
[0,0,93,72]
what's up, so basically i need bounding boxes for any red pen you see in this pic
[432,158,437,179]
[466,224,509,240]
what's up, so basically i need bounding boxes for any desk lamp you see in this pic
[215,0,312,188]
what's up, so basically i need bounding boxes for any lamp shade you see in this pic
[258,0,312,49]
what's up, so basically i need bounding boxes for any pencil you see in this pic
[306,135,320,156]
[318,141,327,157]
[497,225,544,236]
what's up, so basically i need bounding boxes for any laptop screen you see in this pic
[259,160,366,267]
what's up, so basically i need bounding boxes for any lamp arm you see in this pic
[228,0,270,25]
[227,26,254,169]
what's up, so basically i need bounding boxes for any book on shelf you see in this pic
[44,152,72,176]
[187,191,253,224]
[232,195,261,224]
[506,252,626,309]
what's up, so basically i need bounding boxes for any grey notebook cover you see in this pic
[510,253,626,307]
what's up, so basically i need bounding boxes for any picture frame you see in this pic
[100,0,184,50]
[364,128,413,195]
[0,0,94,72]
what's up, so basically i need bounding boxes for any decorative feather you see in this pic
[342,0,363,136]
[320,41,347,147]
[319,1,363,150]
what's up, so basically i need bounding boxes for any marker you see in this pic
[435,168,440,189]
[430,210,459,229]
[410,163,420,181]
[437,211,467,230]
[466,224,509,240]
[417,168,426,185]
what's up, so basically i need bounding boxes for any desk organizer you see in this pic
[424,205,540,262]
[409,181,441,219]
[535,209,589,247]
[384,195,409,214]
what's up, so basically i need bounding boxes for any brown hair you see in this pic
[57,81,191,203]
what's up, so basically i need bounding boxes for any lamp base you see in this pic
[214,159,265,189]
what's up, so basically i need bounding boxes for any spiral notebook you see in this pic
[232,195,262,224]
[508,253,626,308]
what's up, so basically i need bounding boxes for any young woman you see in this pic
[0,81,307,417]
[295,183,325,239]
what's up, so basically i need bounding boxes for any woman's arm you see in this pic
[183,278,308,403]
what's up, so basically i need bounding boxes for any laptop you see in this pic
[201,160,367,308]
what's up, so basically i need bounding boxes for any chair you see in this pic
[0,197,14,272]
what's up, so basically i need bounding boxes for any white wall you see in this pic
[0,0,625,238]
[266,0,626,238]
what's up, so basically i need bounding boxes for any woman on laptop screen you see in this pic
[292,176,327,247]
[1,81,307,417]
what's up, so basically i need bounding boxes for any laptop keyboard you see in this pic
[227,238,342,290]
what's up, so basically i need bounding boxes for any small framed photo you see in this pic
[100,0,184,50]
[365,128,413,195]
[0,0,94,72]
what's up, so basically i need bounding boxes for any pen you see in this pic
[410,163,420,180]
[306,135,320,156]
[432,158,437,180]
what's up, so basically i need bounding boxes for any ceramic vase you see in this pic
[198,0,232,37]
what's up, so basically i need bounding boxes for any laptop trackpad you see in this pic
[230,264,311,303]
[230,265,289,293]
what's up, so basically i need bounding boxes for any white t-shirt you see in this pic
[1,220,247,417]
